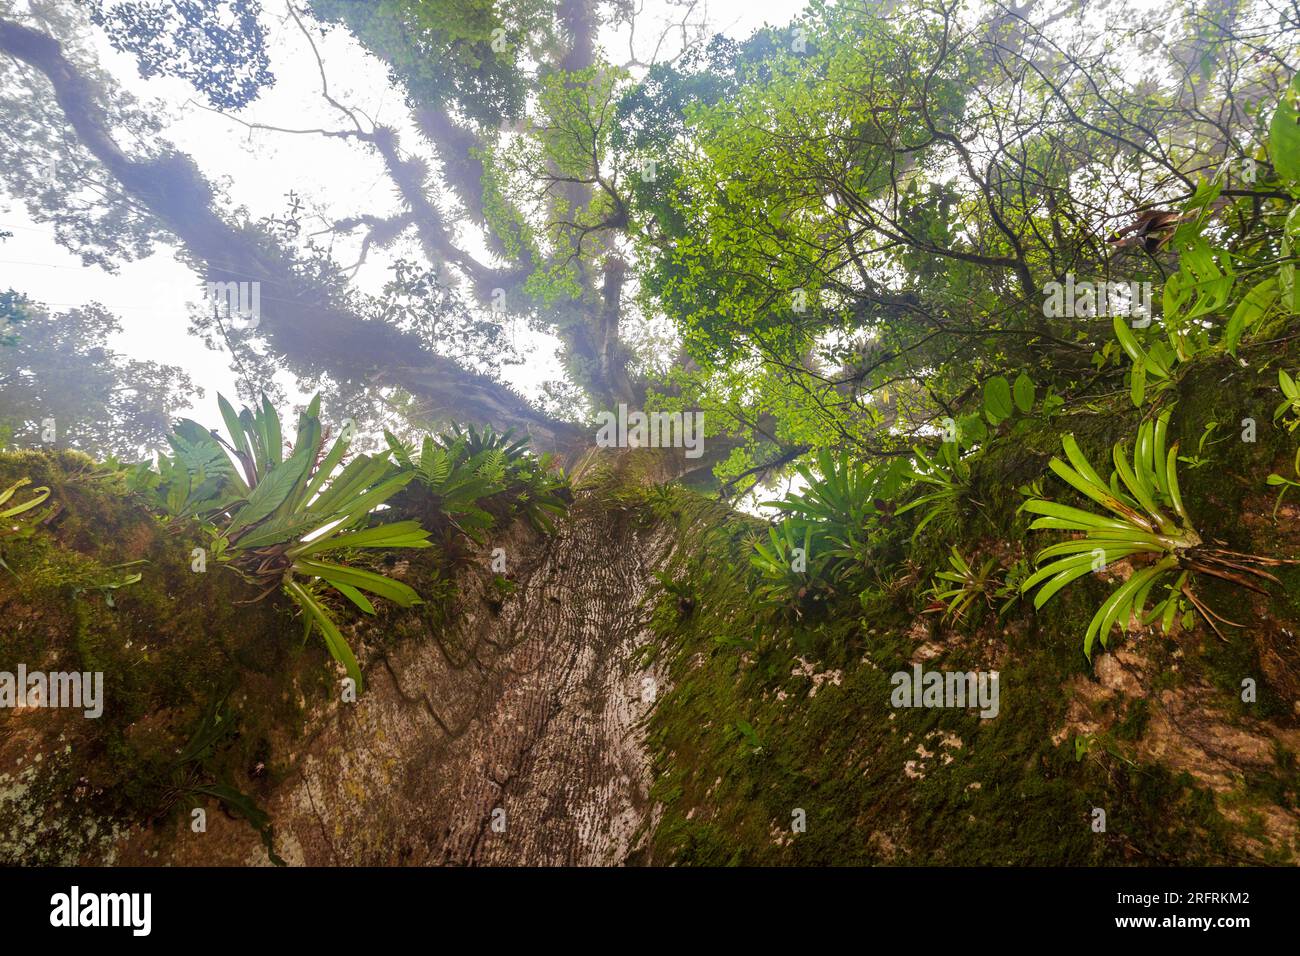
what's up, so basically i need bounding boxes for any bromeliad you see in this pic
[132,395,432,690]
[1022,406,1292,657]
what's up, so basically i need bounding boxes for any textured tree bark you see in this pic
[3,445,1298,866]
[107,483,676,866]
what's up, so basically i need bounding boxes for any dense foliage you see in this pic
[0,302,198,458]
[1,0,1299,867]
[127,395,568,688]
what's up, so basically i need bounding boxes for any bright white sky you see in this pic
[0,0,808,422]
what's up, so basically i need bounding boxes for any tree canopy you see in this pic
[0,0,1297,492]
[0,299,199,457]
[4,0,1300,875]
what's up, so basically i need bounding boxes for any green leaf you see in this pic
[1165,444,1188,523]
[170,420,242,488]
[308,456,389,517]
[983,376,1013,423]
[238,408,264,475]
[285,580,362,692]
[1269,76,1300,183]
[383,429,412,468]
[1111,443,1160,525]
[343,471,416,519]
[1012,373,1035,413]
[291,519,432,557]
[1224,278,1277,355]
[294,558,423,606]
[190,782,284,866]
[262,394,283,468]
[227,446,313,535]
[218,394,251,466]
[0,480,49,518]
[298,433,349,509]
[1039,463,1137,525]
[229,511,331,550]
[334,582,376,615]
[1031,558,1112,610]
[1060,435,1109,491]
[1130,358,1146,407]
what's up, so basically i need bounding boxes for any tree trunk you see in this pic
[127,485,674,865]
[1,446,1297,866]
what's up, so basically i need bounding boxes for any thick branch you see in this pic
[0,17,586,456]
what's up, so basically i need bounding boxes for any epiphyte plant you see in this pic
[1021,406,1291,657]
[131,394,432,690]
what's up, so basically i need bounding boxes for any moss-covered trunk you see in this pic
[1,422,1298,865]
[0,449,683,864]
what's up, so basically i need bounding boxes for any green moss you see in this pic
[4,353,1297,867]
[638,351,1300,865]
[0,451,368,860]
